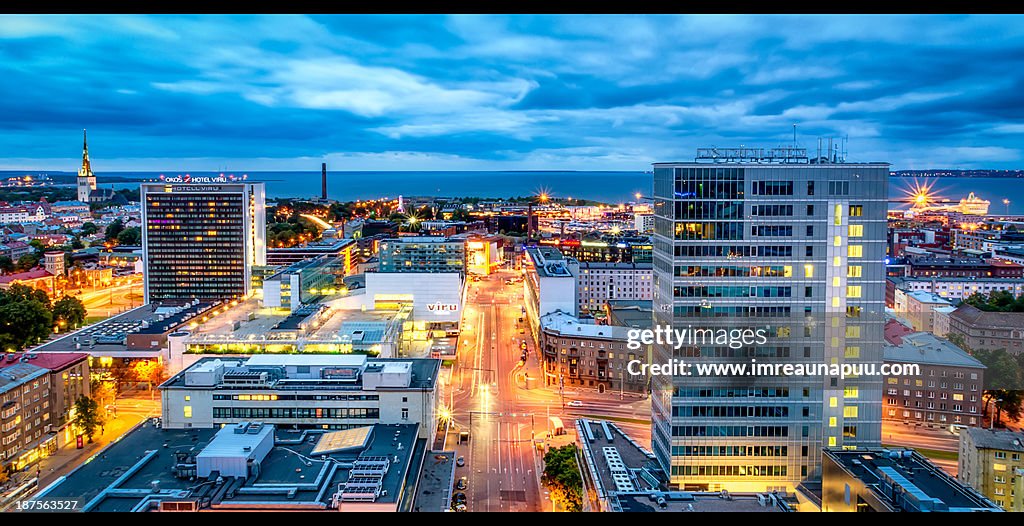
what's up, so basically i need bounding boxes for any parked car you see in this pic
[456,456,465,467]
[455,477,468,490]
[453,492,467,504]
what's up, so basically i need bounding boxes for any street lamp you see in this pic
[991,397,1004,430]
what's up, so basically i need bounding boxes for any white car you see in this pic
[567,400,584,408]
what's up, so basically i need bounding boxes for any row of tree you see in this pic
[0,284,86,351]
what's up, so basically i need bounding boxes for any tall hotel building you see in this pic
[142,180,266,302]
[650,147,888,492]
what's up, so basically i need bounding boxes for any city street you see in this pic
[447,269,652,512]
[68,275,143,319]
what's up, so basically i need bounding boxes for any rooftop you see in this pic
[963,427,1024,452]
[824,447,1000,512]
[542,311,632,340]
[884,332,985,369]
[0,362,48,393]
[575,419,660,500]
[614,492,789,512]
[905,290,952,305]
[412,451,456,512]
[36,420,425,511]
[950,303,1024,328]
[0,351,88,372]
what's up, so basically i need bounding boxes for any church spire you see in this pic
[81,129,92,176]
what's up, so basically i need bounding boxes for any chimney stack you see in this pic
[321,162,328,200]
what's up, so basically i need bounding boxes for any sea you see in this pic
[19,170,1024,214]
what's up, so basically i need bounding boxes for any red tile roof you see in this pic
[0,352,88,371]
[884,318,915,345]
[0,267,53,284]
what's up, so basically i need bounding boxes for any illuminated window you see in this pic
[833,277,841,287]
[848,224,863,237]
[848,245,863,258]
[849,205,863,217]
[833,256,842,267]
[844,387,859,398]
[830,397,838,408]
[828,436,837,447]
[846,326,861,338]
[845,346,860,359]
[184,406,192,419]
[829,417,837,427]
[847,266,862,278]
[834,204,843,225]
[184,396,190,402]
[832,297,841,308]
[846,286,862,298]
[804,264,814,278]
[844,406,858,418]
[834,236,842,247]
[783,266,793,277]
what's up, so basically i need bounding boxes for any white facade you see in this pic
[897,277,1024,301]
[634,213,654,233]
[363,271,464,323]
[161,355,439,439]
[577,262,653,314]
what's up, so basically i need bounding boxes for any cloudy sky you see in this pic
[1,14,1023,172]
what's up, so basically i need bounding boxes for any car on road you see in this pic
[453,503,467,512]
[455,477,468,490]
[519,327,525,334]
[456,456,465,467]
[567,400,584,407]
[453,492,467,505]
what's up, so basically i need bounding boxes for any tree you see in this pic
[986,389,1024,426]
[0,285,53,350]
[72,395,104,443]
[0,255,13,273]
[131,360,166,400]
[70,237,85,250]
[116,227,141,246]
[90,379,117,411]
[15,252,40,271]
[542,444,583,512]
[81,222,99,236]
[104,218,124,242]
[109,359,135,393]
[53,296,87,330]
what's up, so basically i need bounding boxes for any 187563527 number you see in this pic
[14,500,80,511]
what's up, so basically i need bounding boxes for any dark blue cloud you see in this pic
[1,14,1024,170]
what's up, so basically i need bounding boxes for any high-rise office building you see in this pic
[651,147,888,492]
[142,180,266,302]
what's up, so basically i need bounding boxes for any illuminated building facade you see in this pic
[160,355,439,439]
[141,181,266,303]
[651,150,889,492]
[378,237,465,274]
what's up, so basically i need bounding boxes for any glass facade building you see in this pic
[378,237,465,274]
[651,158,889,492]
[142,182,266,302]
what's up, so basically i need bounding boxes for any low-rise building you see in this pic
[947,304,1024,355]
[576,262,652,316]
[0,363,53,473]
[34,421,428,512]
[883,332,985,427]
[959,427,1024,512]
[160,355,439,439]
[539,311,648,394]
[822,447,1001,511]
[0,352,89,450]
[893,290,952,332]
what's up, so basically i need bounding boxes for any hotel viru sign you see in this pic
[427,302,459,313]
[158,173,249,184]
